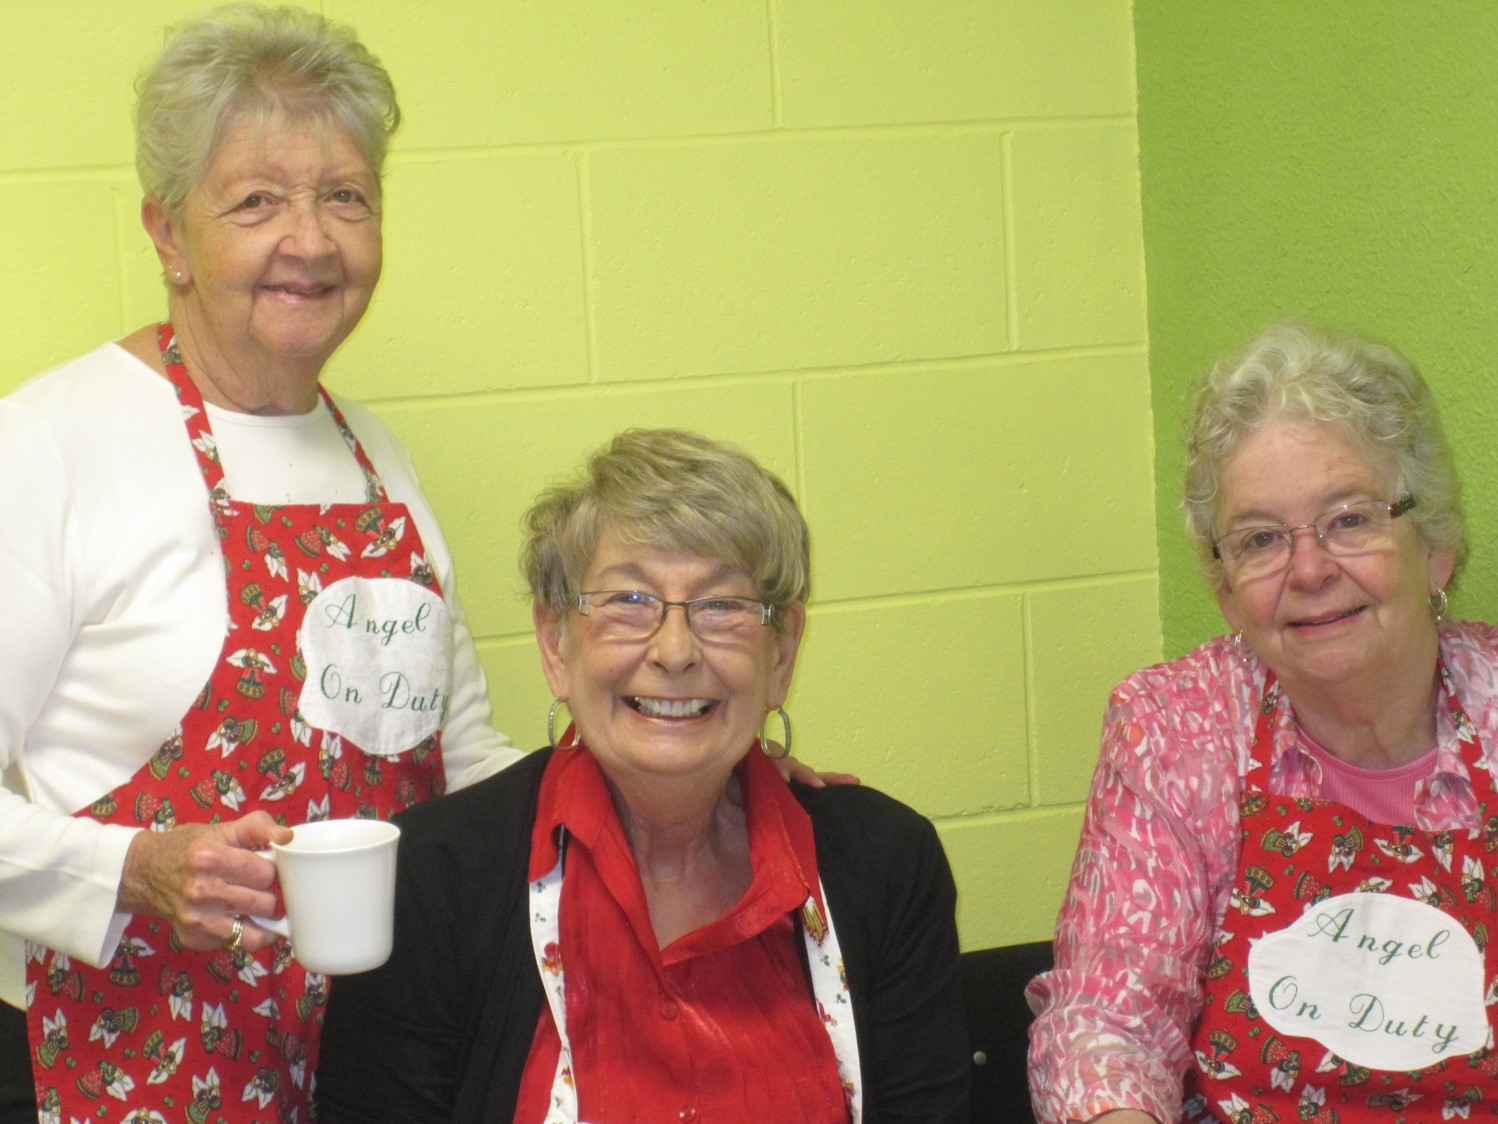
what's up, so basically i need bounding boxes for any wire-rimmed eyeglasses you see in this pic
[1211,496,1415,579]
[576,589,775,640]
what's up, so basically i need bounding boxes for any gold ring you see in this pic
[226,915,245,953]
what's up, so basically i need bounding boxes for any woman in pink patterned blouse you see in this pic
[1028,320,1498,1124]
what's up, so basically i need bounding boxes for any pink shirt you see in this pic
[1300,728,1434,825]
[1026,620,1498,1124]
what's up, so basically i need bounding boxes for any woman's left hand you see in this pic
[775,754,860,788]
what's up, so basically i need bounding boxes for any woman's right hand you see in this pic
[117,811,292,952]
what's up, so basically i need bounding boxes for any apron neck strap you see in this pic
[154,322,387,511]
[1246,658,1494,805]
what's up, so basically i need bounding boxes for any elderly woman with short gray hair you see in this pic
[0,6,520,1121]
[1027,321,1498,1123]
[316,427,969,1123]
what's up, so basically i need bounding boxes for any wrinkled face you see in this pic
[535,532,803,788]
[1213,418,1454,695]
[150,108,382,372]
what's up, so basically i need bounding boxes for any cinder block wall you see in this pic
[0,1,1155,950]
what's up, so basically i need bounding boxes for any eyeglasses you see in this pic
[576,589,775,640]
[1212,496,1415,579]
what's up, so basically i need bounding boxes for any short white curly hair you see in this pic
[135,4,399,217]
[1184,319,1465,582]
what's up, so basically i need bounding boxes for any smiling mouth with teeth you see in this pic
[1290,605,1366,628]
[629,697,714,718]
[264,284,333,296]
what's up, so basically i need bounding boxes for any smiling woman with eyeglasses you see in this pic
[316,427,969,1123]
[1027,321,1496,1124]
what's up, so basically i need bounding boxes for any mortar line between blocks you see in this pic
[791,378,807,504]
[1021,591,1039,808]
[766,0,784,129]
[575,151,602,384]
[1001,130,1019,349]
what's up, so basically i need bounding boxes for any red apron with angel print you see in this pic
[25,325,447,1124]
[1186,666,1498,1123]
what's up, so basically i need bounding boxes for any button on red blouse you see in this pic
[514,745,849,1122]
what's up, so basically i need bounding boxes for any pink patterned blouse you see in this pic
[1025,620,1498,1124]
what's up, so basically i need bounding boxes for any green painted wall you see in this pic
[1137,2,1498,655]
[2,1,1153,950]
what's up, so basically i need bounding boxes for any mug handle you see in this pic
[251,849,290,937]
[250,913,290,938]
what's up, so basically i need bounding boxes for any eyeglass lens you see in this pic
[1219,501,1400,574]
[580,591,768,637]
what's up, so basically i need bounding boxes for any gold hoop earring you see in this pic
[760,706,792,759]
[547,698,581,751]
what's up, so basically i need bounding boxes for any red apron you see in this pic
[25,325,448,1123]
[1186,664,1498,1123]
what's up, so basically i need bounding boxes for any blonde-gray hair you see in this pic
[135,4,399,217]
[1184,319,1465,581]
[523,429,810,628]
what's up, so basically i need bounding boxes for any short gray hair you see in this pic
[1184,320,1465,582]
[135,4,399,217]
[523,429,810,628]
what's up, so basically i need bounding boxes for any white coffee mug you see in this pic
[254,818,400,975]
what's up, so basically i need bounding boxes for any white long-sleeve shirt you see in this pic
[0,342,522,1008]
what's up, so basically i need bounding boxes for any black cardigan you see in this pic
[316,750,969,1121]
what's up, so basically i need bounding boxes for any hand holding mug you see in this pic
[119,812,291,952]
